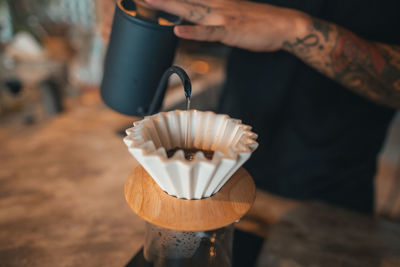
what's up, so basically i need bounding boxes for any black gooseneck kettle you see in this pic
[101,0,190,116]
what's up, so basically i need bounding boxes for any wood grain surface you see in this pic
[256,202,400,267]
[0,92,145,267]
[125,166,256,231]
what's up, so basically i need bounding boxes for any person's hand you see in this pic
[145,0,310,52]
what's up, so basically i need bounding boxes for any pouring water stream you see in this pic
[147,66,192,148]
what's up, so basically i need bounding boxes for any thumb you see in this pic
[174,25,227,42]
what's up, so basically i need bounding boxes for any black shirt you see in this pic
[218,0,400,213]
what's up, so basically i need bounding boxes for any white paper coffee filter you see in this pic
[124,110,258,199]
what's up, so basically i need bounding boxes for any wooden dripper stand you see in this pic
[123,110,259,266]
[125,166,256,267]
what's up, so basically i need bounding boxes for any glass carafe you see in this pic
[143,222,234,267]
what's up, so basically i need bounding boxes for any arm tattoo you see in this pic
[312,18,332,42]
[283,18,400,109]
[283,34,320,53]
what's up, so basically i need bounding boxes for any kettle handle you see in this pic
[147,66,192,115]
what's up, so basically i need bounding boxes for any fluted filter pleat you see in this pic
[124,110,258,199]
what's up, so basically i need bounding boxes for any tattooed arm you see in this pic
[283,18,400,109]
[145,0,400,108]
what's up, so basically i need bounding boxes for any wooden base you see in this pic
[124,166,256,231]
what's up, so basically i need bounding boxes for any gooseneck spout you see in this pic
[147,66,192,115]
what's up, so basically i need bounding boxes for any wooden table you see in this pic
[0,92,143,267]
[1,92,400,267]
[253,201,400,267]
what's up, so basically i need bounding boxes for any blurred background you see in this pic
[1,1,400,266]
[0,0,226,125]
[0,0,399,220]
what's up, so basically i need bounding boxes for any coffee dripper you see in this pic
[123,108,259,266]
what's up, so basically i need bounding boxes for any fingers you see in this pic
[145,0,221,25]
[174,25,227,42]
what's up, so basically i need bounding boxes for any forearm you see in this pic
[283,16,400,109]
[144,0,400,108]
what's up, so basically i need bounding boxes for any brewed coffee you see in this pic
[167,148,214,161]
